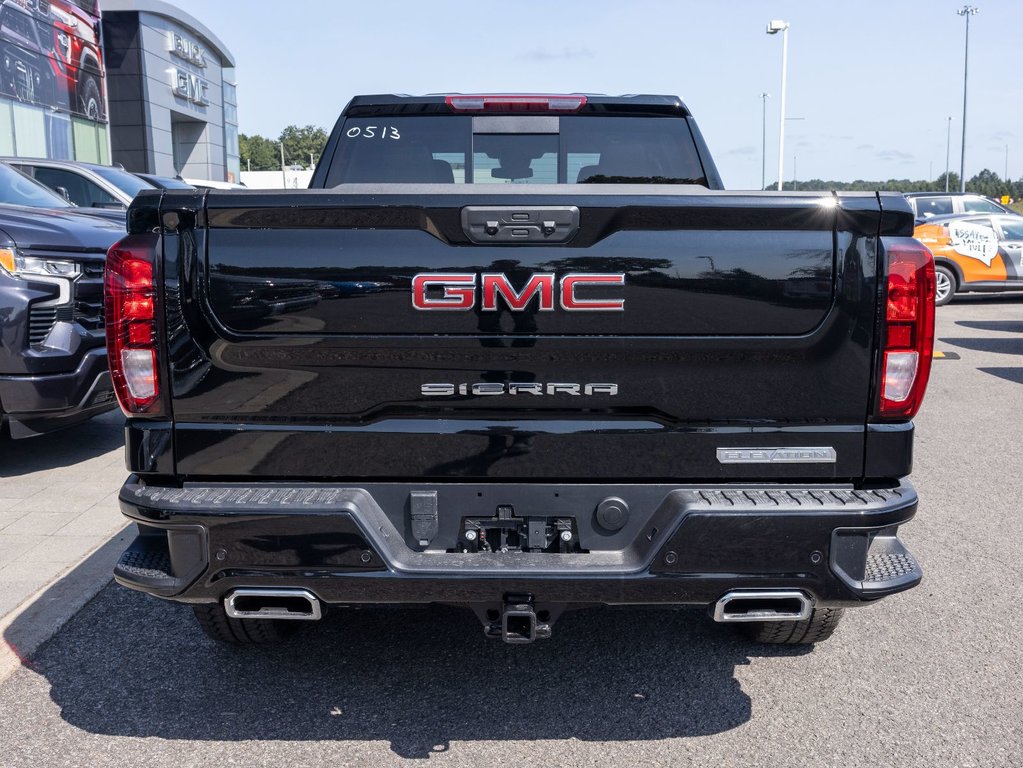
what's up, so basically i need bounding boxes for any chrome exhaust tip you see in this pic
[712,590,813,623]
[224,588,322,621]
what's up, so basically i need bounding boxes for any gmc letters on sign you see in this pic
[172,70,210,106]
[412,273,626,312]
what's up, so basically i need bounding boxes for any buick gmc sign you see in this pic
[168,30,210,106]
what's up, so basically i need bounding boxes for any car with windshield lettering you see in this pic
[914,214,1023,305]
[905,192,1019,223]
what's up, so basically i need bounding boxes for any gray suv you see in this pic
[3,158,156,211]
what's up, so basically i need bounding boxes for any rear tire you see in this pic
[77,74,104,120]
[934,265,956,306]
[741,607,844,645]
[192,602,300,645]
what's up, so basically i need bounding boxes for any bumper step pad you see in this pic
[116,478,920,604]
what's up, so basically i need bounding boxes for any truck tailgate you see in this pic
[163,187,886,481]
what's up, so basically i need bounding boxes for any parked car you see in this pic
[4,158,156,210]
[0,161,124,224]
[914,213,1023,305]
[182,177,247,190]
[904,192,1018,223]
[0,176,124,437]
[133,173,195,190]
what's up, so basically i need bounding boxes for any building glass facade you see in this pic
[0,0,109,161]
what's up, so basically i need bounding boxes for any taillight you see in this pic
[878,239,935,420]
[445,94,587,112]
[105,234,162,416]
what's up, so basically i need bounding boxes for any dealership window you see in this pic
[46,114,74,160]
[72,118,109,164]
[0,102,13,155]
[13,104,47,157]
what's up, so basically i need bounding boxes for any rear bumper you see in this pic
[114,478,922,609]
[0,348,116,437]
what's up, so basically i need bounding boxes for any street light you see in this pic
[766,19,790,191]
[760,92,770,190]
[278,141,288,188]
[945,116,952,192]
[957,5,978,193]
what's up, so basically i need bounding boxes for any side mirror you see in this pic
[55,186,72,202]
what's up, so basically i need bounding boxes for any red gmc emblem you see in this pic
[411,273,625,312]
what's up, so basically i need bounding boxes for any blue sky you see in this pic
[171,0,1023,189]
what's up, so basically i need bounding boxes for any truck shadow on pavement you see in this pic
[7,580,810,758]
[0,411,124,476]
[940,320,1023,385]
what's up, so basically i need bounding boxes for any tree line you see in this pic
[772,168,1021,200]
[240,125,329,171]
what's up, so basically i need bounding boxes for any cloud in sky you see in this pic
[875,149,916,165]
[516,48,594,62]
[727,145,758,156]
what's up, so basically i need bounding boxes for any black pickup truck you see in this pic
[109,94,934,646]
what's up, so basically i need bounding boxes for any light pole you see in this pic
[945,116,952,192]
[279,141,287,188]
[760,92,770,190]
[958,5,978,193]
[766,20,790,191]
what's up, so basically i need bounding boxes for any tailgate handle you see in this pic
[462,206,579,244]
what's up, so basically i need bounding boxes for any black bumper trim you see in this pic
[0,347,115,437]
[116,479,920,607]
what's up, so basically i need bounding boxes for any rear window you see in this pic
[914,196,953,218]
[90,166,156,198]
[999,219,1023,240]
[962,197,1006,214]
[324,115,707,186]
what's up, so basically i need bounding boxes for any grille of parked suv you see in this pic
[73,261,106,332]
[23,254,106,343]
[28,305,58,345]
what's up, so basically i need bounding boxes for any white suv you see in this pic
[904,193,1017,222]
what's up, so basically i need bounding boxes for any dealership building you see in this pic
[0,0,239,182]
[102,0,240,182]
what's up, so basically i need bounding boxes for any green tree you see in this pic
[239,133,280,171]
[279,125,329,169]
[966,168,1007,197]
[934,172,960,192]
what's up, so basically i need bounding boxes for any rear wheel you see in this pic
[192,602,300,645]
[77,74,103,120]
[741,607,844,644]
[934,265,956,306]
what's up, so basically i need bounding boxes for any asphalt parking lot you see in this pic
[1,295,1021,767]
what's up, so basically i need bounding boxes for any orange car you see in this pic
[914,214,1023,305]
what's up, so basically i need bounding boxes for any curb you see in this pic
[0,527,130,684]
